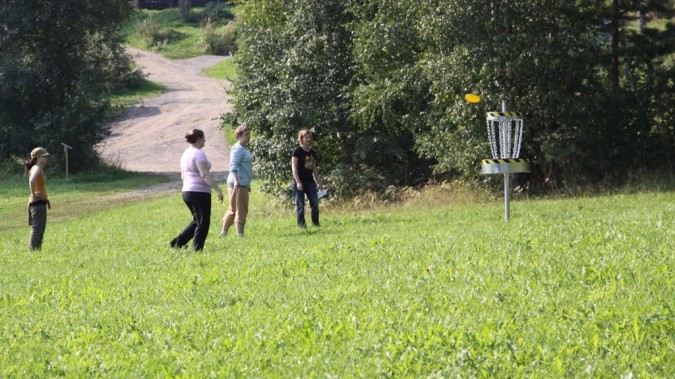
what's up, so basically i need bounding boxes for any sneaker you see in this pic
[217,231,227,238]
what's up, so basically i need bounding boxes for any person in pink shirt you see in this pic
[170,129,224,251]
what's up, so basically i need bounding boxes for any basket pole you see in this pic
[501,100,510,222]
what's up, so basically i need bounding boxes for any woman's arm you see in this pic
[196,160,224,202]
[291,156,303,191]
[312,165,321,187]
[230,146,243,188]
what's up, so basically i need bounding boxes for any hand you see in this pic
[296,182,303,191]
[217,191,224,203]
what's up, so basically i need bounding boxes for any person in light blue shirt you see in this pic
[220,125,253,237]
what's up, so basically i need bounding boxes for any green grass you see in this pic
[0,169,171,232]
[0,176,673,377]
[202,56,238,80]
[123,7,236,59]
[108,78,165,108]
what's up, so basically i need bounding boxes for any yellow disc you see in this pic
[464,93,481,103]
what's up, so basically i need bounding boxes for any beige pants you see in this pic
[222,187,250,235]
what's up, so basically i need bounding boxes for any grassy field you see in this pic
[0,170,171,232]
[0,176,672,377]
[203,57,238,81]
[108,78,165,108]
[122,7,236,59]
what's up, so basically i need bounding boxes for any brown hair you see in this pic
[297,129,312,145]
[185,129,204,144]
[24,157,38,175]
[235,124,250,140]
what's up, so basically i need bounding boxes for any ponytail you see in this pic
[24,157,38,175]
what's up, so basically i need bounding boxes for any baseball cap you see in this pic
[31,147,51,158]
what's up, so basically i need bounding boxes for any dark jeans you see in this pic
[292,179,319,227]
[171,191,211,251]
[29,203,47,251]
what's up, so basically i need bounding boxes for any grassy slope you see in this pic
[0,178,672,377]
[122,7,236,60]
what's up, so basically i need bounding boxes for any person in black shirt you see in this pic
[291,129,322,227]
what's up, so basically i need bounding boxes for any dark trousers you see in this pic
[172,191,211,251]
[29,204,47,251]
[292,179,319,227]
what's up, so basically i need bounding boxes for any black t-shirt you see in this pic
[292,146,317,182]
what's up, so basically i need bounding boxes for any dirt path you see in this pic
[98,47,231,177]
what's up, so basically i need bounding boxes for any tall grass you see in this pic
[0,176,672,377]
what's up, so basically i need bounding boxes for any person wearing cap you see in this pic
[24,147,51,251]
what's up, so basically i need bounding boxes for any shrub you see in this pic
[323,163,387,200]
[135,14,181,47]
[199,18,237,55]
[136,14,162,45]
[177,0,192,22]
[202,1,234,22]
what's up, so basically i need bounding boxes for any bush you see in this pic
[323,163,388,200]
[135,14,181,46]
[199,18,237,55]
[202,2,234,22]
[136,14,162,45]
[177,0,192,22]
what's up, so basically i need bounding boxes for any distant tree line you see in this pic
[229,0,674,196]
[135,0,232,10]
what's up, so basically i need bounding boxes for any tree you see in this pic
[231,0,673,195]
[0,0,134,170]
[230,0,435,196]
[598,0,675,175]
[229,0,359,195]
[412,0,606,186]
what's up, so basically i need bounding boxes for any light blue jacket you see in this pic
[227,143,254,187]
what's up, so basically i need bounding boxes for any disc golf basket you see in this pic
[481,104,530,221]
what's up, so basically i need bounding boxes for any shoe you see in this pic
[217,231,227,238]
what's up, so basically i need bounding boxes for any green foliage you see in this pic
[202,1,234,21]
[230,0,431,197]
[177,0,193,22]
[231,0,674,196]
[0,0,136,171]
[124,6,237,58]
[199,17,238,55]
[135,13,179,46]
[0,180,673,376]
